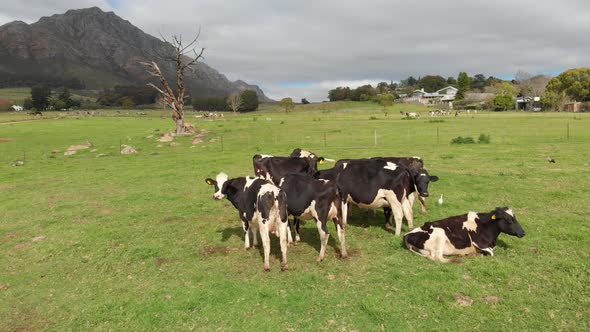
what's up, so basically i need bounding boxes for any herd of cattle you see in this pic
[205,148,526,271]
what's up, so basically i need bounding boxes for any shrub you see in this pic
[478,134,491,144]
[451,136,476,144]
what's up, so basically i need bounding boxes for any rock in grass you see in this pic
[120,145,138,155]
[11,160,24,166]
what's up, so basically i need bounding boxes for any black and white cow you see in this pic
[404,207,525,262]
[277,173,346,260]
[289,148,330,171]
[205,173,289,271]
[253,154,319,185]
[315,159,437,236]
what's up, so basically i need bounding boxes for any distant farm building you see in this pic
[564,102,589,113]
[403,86,457,105]
[515,96,541,111]
[11,105,24,112]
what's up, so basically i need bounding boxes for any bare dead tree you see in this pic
[141,32,205,135]
[226,94,243,113]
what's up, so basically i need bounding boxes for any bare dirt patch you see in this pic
[162,216,185,223]
[154,257,168,266]
[483,296,500,304]
[0,138,15,143]
[13,242,32,250]
[202,245,232,256]
[454,293,474,307]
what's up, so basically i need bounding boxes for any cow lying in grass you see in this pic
[206,173,289,271]
[404,207,525,262]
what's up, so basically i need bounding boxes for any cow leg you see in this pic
[392,206,404,236]
[383,207,393,230]
[316,219,330,261]
[286,219,294,244]
[334,218,347,258]
[278,217,289,271]
[433,237,449,263]
[402,198,414,230]
[242,220,251,249]
[294,218,301,242]
[341,201,349,225]
[259,220,271,271]
[250,221,259,248]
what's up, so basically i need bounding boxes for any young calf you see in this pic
[404,207,525,262]
[205,173,289,271]
[278,173,347,261]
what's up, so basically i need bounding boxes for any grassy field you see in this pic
[1,102,589,331]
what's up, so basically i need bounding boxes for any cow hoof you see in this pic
[264,267,271,272]
[281,265,289,272]
[421,211,427,215]
[384,223,393,231]
[316,256,325,262]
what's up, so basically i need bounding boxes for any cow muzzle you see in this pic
[421,192,429,197]
[213,193,224,200]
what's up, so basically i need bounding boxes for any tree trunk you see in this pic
[175,117,185,135]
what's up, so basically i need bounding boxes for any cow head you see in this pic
[491,207,525,238]
[413,169,439,197]
[205,172,229,200]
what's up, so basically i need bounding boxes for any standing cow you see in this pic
[289,148,329,171]
[404,207,525,262]
[253,154,319,185]
[205,173,289,271]
[277,173,347,260]
[315,159,437,236]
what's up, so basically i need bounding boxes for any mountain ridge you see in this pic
[0,7,270,101]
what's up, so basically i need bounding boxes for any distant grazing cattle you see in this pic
[205,173,289,271]
[404,207,525,262]
[315,159,438,236]
[277,173,346,260]
[253,154,319,185]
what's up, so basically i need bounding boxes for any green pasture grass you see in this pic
[1,107,589,331]
[0,87,96,106]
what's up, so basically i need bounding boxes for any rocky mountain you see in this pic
[0,7,270,101]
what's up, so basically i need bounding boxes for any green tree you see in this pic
[328,87,351,101]
[545,68,590,102]
[23,98,34,110]
[493,81,518,97]
[378,94,395,110]
[456,72,471,100]
[472,74,487,92]
[540,90,566,112]
[447,76,457,85]
[279,97,295,113]
[418,75,447,92]
[493,95,513,111]
[377,82,389,94]
[240,90,259,112]
[301,98,310,104]
[31,85,51,111]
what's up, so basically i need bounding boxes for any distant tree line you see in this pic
[97,85,159,107]
[192,90,259,112]
[21,86,82,111]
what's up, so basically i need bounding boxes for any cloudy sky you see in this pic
[2,0,589,101]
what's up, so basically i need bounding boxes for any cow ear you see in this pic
[205,178,216,186]
[430,175,439,182]
[319,157,325,164]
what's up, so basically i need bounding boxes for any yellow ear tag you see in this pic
[319,160,324,164]
[491,214,496,220]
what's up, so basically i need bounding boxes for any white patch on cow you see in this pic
[318,179,330,183]
[384,162,398,171]
[356,189,399,209]
[408,227,427,234]
[462,212,479,232]
[505,208,514,217]
[342,162,348,169]
[244,176,257,190]
[214,172,228,199]
[327,202,338,220]
[412,156,422,160]
[259,154,273,158]
[299,200,318,220]
[298,150,313,158]
[242,212,246,218]
[258,183,280,198]
[419,173,427,177]
[278,177,285,187]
